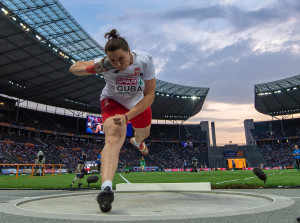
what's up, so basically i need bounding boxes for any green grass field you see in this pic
[0,169,299,189]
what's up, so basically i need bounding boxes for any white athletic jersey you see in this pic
[95,50,155,110]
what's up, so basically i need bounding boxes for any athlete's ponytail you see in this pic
[104,29,129,53]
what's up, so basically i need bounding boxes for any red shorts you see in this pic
[100,98,152,128]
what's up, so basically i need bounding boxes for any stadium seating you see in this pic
[248,118,300,168]
[4,107,297,171]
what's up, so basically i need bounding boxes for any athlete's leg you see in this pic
[33,166,37,176]
[97,117,126,212]
[133,124,151,144]
[39,165,42,176]
[33,159,38,175]
[101,117,127,184]
[76,164,82,174]
[130,125,151,156]
[130,106,152,144]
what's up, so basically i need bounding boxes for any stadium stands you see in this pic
[250,118,300,141]
[0,134,209,172]
[149,124,207,141]
[0,106,210,171]
[257,143,294,168]
[245,74,300,169]
[244,118,298,168]
[5,104,298,171]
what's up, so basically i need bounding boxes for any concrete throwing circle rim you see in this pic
[0,191,294,222]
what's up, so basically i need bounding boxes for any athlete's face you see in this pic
[107,48,131,71]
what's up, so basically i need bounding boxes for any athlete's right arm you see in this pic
[70,57,115,76]
[69,60,96,76]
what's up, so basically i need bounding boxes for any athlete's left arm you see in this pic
[126,78,156,120]
[113,78,156,126]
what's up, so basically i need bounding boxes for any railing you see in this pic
[0,163,65,179]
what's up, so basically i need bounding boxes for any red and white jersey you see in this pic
[95,50,155,109]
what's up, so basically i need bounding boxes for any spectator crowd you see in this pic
[0,132,208,172]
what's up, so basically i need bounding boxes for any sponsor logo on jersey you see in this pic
[137,79,144,85]
[116,78,137,85]
[115,78,143,94]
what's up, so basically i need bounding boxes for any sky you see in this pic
[59,0,300,145]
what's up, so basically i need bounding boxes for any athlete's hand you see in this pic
[113,114,127,126]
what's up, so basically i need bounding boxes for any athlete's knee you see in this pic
[106,129,125,145]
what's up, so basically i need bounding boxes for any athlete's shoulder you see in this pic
[132,50,155,77]
[133,50,153,62]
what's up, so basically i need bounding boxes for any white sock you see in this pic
[101,180,112,190]
[132,137,141,146]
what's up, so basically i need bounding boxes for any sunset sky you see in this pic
[59,0,300,145]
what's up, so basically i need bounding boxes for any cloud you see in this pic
[162,5,226,22]
[186,101,271,144]
[192,117,240,122]
[217,126,245,133]
[153,36,300,103]
[201,107,219,112]
[83,0,300,106]
[161,0,300,31]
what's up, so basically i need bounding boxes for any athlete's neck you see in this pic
[129,52,133,65]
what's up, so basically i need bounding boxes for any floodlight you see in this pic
[1,8,8,14]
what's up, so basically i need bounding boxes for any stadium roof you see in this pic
[255,74,300,116]
[1,0,105,61]
[0,0,209,121]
